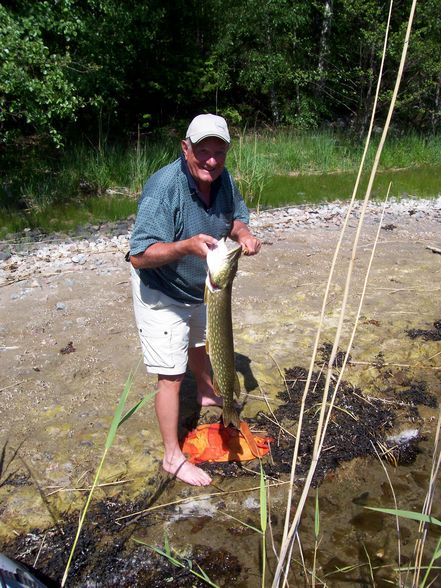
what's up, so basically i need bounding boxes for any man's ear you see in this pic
[181,139,189,159]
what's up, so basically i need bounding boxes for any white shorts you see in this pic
[131,266,206,375]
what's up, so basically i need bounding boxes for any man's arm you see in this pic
[229,219,261,256]
[130,233,218,269]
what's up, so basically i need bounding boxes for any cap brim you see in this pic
[188,132,230,144]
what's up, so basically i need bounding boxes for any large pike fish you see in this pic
[205,238,242,428]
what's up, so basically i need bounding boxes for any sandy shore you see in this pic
[1,197,441,558]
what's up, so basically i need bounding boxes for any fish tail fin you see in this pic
[222,405,241,429]
[234,371,241,399]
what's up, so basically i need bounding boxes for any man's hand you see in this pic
[185,234,218,258]
[130,234,217,269]
[239,235,261,256]
[230,219,261,256]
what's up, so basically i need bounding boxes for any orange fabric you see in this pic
[181,422,272,464]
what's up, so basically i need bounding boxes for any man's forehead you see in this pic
[193,137,229,150]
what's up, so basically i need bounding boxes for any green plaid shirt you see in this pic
[130,156,249,303]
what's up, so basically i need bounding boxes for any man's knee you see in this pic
[157,373,185,394]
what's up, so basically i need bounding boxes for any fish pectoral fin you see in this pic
[234,372,241,399]
[212,377,222,397]
[205,338,210,354]
[204,283,208,304]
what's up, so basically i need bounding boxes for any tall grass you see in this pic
[1,129,441,237]
[230,134,272,210]
[229,129,441,179]
[0,138,177,236]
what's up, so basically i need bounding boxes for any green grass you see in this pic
[1,130,441,236]
[231,130,441,177]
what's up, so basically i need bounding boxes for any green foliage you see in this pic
[0,3,80,145]
[0,0,164,145]
[207,0,313,124]
[1,0,440,153]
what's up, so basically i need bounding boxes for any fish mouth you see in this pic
[206,239,242,291]
[208,273,220,291]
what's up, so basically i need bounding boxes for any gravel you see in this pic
[1,197,441,287]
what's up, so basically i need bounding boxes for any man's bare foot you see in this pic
[163,456,212,486]
[197,388,223,407]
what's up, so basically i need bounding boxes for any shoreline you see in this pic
[1,195,441,289]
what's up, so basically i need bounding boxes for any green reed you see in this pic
[137,460,270,587]
[61,363,155,587]
[134,534,220,588]
[1,130,441,237]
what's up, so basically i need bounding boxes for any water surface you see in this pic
[260,165,441,208]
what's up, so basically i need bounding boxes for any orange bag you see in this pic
[181,422,272,464]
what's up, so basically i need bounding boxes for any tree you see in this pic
[0,0,164,146]
[206,0,315,127]
[0,2,80,145]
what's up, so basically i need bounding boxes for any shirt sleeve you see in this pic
[129,193,175,255]
[230,173,250,224]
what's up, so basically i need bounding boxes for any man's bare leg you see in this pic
[156,373,212,486]
[188,346,223,407]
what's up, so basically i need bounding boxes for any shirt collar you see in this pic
[180,154,198,193]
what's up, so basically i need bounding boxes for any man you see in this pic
[129,113,261,486]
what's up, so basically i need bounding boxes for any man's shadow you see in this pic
[179,352,259,435]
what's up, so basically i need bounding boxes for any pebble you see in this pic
[0,198,440,286]
[71,254,87,264]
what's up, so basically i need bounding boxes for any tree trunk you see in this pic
[315,0,334,98]
[359,45,375,137]
[432,75,441,132]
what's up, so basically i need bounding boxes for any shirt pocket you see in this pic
[214,210,233,238]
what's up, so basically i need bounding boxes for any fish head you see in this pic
[206,238,242,290]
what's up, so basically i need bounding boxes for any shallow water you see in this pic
[261,165,441,208]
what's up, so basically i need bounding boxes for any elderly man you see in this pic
[129,114,261,486]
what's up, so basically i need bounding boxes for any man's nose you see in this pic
[206,155,218,166]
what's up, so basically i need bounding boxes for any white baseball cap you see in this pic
[185,113,231,144]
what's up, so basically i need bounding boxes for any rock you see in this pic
[71,253,87,264]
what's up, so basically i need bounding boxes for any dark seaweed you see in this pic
[407,319,441,341]
[397,382,438,408]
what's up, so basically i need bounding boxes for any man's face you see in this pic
[181,137,229,188]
